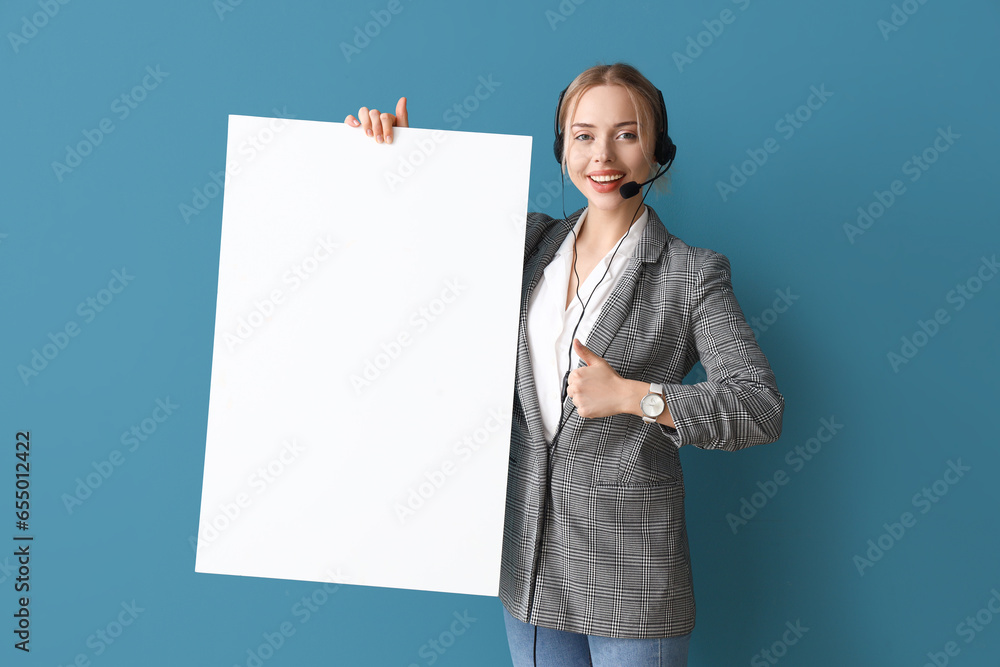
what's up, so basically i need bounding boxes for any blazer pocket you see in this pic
[600,419,680,488]
[589,482,692,601]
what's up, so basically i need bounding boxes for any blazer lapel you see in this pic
[515,212,579,446]
[514,207,670,446]
[583,207,669,360]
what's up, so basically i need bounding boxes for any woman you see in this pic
[347,62,784,667]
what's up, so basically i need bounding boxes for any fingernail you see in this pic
[376,135,383,143]
[385,134,392,144]
[366,129,373,137]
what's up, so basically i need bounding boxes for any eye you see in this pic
[574,133,592,141]
[618,132,638,140]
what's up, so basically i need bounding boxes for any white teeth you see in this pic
[589,174,624,183]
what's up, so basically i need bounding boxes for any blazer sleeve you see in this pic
[658,250,784,451]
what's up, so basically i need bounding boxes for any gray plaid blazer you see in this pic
[499,206,784,639]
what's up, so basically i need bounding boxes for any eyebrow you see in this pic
[570,121,638,129]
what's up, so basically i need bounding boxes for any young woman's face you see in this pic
[564,84,655,214]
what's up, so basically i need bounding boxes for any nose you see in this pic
[591,136,614,162]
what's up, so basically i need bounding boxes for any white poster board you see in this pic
[195,115,531,596]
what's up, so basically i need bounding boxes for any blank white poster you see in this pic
[195,115,532,597]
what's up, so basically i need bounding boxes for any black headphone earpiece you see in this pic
[552,85,676,166]
[652,89,677,165]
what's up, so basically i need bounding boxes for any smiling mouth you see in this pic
[588,173,625,183]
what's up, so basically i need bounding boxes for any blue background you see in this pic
[2,0,999,665]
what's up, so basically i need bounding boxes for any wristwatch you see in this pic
[640,383,666,424]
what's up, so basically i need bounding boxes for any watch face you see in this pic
[641,394,665,417]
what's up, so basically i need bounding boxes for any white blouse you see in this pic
[526,206,649,443]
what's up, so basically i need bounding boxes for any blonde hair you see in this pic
[557,62,671,194]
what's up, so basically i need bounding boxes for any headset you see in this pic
[526,80,677,665]
[553,85,676,191]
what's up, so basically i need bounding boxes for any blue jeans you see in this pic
[503,605,690,667]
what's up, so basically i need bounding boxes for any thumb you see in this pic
[573,338,601,366]
[395,96,409,127]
